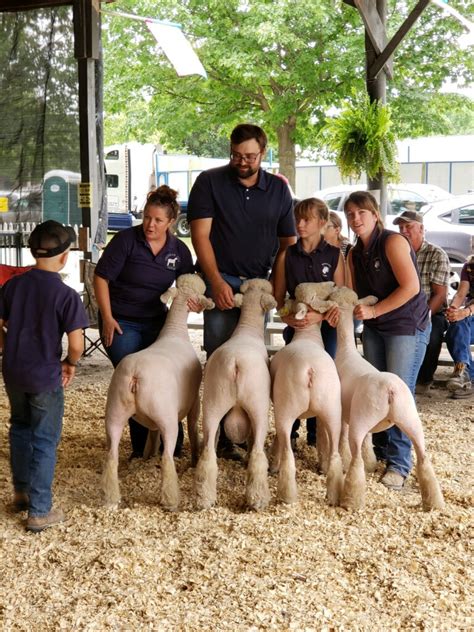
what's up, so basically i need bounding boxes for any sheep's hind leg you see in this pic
[102,407,131,507]
[318,412,344,506]
[194,410,222,510]
[187,396,200,467]
[396,418,444,511]
[245,408,270,511]
[340,422,369,511]
[160,422,180,511]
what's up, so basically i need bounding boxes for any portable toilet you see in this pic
[43,170,82,226]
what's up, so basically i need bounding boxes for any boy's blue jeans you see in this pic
[7,386,64,517]
[445,316,474,380]
[362,324,431,478]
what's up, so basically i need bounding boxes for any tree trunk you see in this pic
[276,117,296,192]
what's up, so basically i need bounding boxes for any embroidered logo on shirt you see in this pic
[373,258,381,272]
[166,254,180,270]
[321,263,332,278]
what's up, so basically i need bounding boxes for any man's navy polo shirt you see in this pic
[285,238,340,297]
[95,226,194,320]
[187,164,295,278]
[0,269,89,393]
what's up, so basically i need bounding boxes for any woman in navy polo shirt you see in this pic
[274,197,345,448]
[344,191,430,491]
[94,185,195,459]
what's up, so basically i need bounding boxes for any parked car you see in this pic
[406,194,474,263]
[313,183,453,216]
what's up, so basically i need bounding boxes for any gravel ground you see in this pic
[0,331,473,631]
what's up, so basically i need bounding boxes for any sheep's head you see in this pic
[234,278,277,312]
[160,273,215,310]
[290,282,335,318]
[328,287,378,309]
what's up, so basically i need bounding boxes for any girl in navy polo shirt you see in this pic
[274,197,345,447]
[94,185,195,459]
[344,191,430,492]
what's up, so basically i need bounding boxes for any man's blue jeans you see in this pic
[362,324,431,477]
[203,274,249,357]
[102,315,166,454]
[7,386,64,517]
[417,311,448,384]
[445,315,474,380]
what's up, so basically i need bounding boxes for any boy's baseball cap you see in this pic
[28,220,77,258]
[392,209,424,225]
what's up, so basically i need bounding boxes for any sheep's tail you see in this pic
[417,456,445,511]
[102,457,120,507]
[341,456,366,511]
[326,453,344,507]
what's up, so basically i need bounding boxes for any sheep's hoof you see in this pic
[195,497,215,511]
[103,501,120,510]
[162,502,179,513]
[247,495,270,512]
[340,495,364,511]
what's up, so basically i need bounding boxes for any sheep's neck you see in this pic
[234,304,266,338]
[335,309,358,354]
[159,298,191,340]
[292,323,324,345]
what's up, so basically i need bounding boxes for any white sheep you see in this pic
[325,287,444,512]
[270,282,344,506]
[194,279,277,511]
[101,274,214,512]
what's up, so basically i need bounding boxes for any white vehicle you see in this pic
[313,183,453,216]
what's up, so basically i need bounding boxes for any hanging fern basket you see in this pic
[321,95,399,182]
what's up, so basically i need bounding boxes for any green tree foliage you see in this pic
[103,0,473,186]
[0,7,80,191]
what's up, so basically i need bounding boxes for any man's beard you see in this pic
[229,162,259,180]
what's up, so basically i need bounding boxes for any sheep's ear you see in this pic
[261,293,277,312]
[239,281,249,294]
[199,296,215,310]
[309,296,328,311]
[317,299,336,313]
[357,295,378,307]
[161,287,178,304]
[234,293,243,308]
[294,302,308,320]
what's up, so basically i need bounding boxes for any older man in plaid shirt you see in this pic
[393,209,450,394]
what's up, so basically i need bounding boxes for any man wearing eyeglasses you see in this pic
[188,123,296,458]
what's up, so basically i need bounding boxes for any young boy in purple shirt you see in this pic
[0,220,88,532]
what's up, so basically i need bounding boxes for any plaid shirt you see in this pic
[416,240,450,306]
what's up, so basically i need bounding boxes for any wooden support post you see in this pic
[73,0,101,262]
[364,0,388,217]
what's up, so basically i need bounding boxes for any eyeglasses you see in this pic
[230,151,262,164]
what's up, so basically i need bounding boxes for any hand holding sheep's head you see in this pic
[328,287,378,309]
[328,287,378,321]
[160,273,215,311]
[292,282,336,318]
[233,278,277,312]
